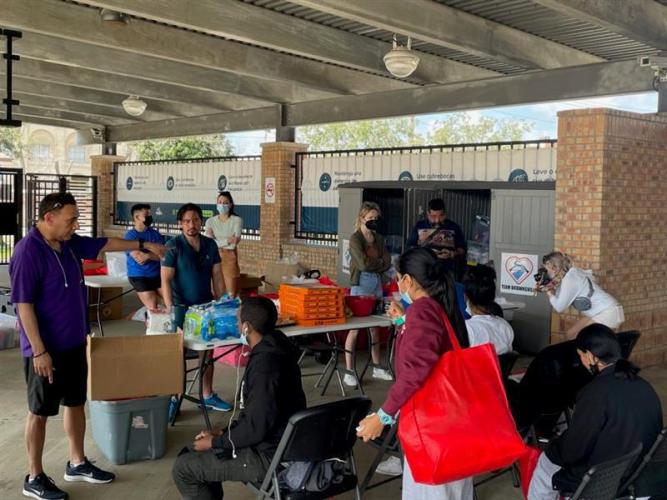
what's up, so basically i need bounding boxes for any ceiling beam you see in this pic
[532,0,667,50]
[14,33,335,105]
[106,106,280,143]
[16,105,133,127]
[2,0,414,99]
[81,0,500,84]
[289,0,603,69]
[8,58,265,111]
[285,60,654,125]
[14,113,99,130]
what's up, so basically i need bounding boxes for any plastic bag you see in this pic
[105,252,128,278]
[146,310,175,335]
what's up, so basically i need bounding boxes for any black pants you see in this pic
[172,447,270,500]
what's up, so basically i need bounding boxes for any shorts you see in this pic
[129,276,162,292]
[219,249,241,279]
[351,272,383,298]
[590,304,625,331]
[24,343,88,417]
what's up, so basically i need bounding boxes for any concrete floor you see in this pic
[1,294,666,500]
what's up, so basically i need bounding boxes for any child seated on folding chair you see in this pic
[172,297,307,500]
[527,324,662,500]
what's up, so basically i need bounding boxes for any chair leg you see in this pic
[272,473,281,500]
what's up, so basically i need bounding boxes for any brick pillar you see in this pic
[89,154,125,237]
[555,108,667,366]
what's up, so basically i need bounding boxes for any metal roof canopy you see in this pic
[1,0,664,142]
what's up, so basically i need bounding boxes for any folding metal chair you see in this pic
[618,428,667,499]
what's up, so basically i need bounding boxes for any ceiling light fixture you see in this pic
[122,96,147,117]
[100,8,129,26]
[384,35,420,79]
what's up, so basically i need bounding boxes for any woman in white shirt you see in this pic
[463,265,514,355]
[537,251,624,339]
[204,191,243,297]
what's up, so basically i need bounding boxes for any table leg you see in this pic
[199,350,212,431]
[96,287,104,337]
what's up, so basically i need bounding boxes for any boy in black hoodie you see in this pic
[173,297,307,500]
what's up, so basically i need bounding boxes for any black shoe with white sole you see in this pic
[63,458,115,484]
[22,473,68,500]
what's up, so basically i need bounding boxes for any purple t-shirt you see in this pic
[9,227,108,357]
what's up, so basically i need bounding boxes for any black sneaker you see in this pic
[63,458,115,484]
[22,473,68,499]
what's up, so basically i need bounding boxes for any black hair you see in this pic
[398,247,469,348]
[428,198,446,213]
[38,192,76,220]
[240,296,278,336]
[576,323,640,379]
[462,265,497,313]
[217,191,236,216]
[131,203,151,218]
[176,203,203,222]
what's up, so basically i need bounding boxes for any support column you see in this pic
[90,154,125,237]
[555,108,667,366]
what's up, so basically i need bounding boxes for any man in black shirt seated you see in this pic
[173,297,307,500]
[527,324,663,499]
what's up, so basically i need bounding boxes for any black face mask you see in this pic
[143,215,153,227]
[589,363,600,376]
[365,220,379,231]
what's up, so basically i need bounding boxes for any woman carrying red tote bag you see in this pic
[398,307,527,484]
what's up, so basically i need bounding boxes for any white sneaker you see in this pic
[343,374,358,387]
[372,367,393,381]
[376,456,403,476]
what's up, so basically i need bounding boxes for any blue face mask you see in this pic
[399,276,413,305]
[217,204,230,214]
[240,333,248,346]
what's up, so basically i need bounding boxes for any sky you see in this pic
[225,91,659,154]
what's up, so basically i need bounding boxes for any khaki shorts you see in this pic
[220,249,241,279]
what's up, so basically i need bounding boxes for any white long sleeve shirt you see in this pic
[466,314,514,355]
[549,267,619,318]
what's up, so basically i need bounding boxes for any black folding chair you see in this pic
[247,396,371,500]
[359,421,402,494]
[616,330,641,360]
[558,443,642,500]
[618,428,667,500]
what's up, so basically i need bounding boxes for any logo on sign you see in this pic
[166,176,175,191]
[126,177,133,190]
[319,173,332,192]
[399,171,413,181]
[266,182,275,198]
[217,175,228,191]
[508,169,529,183]
[505,256,534,285]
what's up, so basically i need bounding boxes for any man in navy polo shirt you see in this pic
[10,192,166,500]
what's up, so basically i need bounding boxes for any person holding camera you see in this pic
[535,252,624,339]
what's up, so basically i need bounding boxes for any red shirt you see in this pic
[382,296,455,416]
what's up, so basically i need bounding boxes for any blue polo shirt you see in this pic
[124,227,165,278]
[161,234,221,307]
[10,227,108,357]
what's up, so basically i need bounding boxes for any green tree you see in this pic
[427,113,533,144]
[133,134,234,161]
[0,126,26,168]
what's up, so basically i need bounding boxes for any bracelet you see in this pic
[33,351,47,359]
[377,408,396,426]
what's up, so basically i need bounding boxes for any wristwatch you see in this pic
[377,408,396,426]
[138,238,145,250]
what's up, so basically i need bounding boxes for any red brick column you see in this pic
[555,109,667,366]
[89,154,126,237]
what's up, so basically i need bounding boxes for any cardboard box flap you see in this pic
[87,333,183,401]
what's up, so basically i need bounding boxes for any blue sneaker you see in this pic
[168,396,179,422]
[200,393,232,412]
[63,458,114,484]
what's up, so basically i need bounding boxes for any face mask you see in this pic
[143,215,153,227]
[465,300,472,317]
[589,363,600,376]
[399,276,413,305]
[240,325,249,345]
[217,204,230,214]
[365,220,378,231]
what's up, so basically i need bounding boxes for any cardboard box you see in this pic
[87,333,183,401]
[238,274,264,299]
[87,287,124,321]
[262,263,305,293]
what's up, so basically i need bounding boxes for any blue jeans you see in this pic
[351,272,383,298]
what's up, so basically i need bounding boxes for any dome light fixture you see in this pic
[122,96,147,117]
[100,8,129,26]
[384,35,420,79]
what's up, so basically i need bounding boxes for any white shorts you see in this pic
[590,304,625,331]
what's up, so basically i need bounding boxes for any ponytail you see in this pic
[614,358,640,380]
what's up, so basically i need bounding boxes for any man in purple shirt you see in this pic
[10,192,166,500]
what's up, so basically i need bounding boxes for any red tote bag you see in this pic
[398,310,527,484]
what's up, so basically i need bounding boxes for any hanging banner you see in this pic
[115,158,261,230]
[500,252,539,296]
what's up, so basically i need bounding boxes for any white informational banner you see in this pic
[500,252,539,296]
[341,239,351,275]
[264,176,276,204]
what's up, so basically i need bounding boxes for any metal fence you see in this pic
[0,169,21,264]
[294,139,557,242]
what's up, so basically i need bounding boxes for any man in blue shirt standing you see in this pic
[10,192,166,500]
[125,203,166,313]
[161,203,231,415]
[406,198,466,274]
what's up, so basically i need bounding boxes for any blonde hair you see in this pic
[355,201,381,231]
[543,251,573,274]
